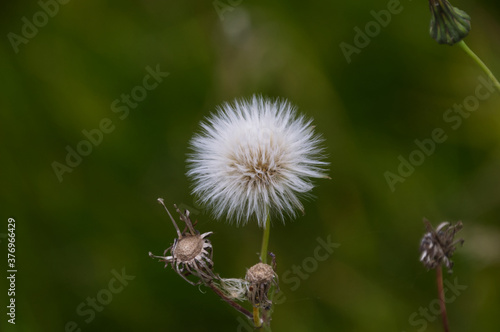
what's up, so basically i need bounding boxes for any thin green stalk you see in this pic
[261,286,276,332]
[262,318,272,332]
[253,307,262,329]
[458,40,500,92]
[254,210,273,331]
[260,211,271,264]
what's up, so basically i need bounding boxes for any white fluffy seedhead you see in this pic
[187,95,329,227]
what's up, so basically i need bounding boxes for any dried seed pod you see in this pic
[149,199,217,285]
[245,259,279,310]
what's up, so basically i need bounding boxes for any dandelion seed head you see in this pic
[187,95,329,227]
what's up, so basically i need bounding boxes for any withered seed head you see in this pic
[245,261,279,310]
[245,263,275,284]
[420,219,464,273]
[149,199,217,286]
[174,235,205,262]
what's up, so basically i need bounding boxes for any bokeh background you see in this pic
[1,0,500,331]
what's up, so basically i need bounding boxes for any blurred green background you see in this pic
[1,0,500,331]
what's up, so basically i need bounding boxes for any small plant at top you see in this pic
[426,0,500,91]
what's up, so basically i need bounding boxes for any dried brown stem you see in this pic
[436,266,450,332]
[207,282,254,321]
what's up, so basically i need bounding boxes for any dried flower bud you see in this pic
[428,0,471,45]
[245,262,279,310]
[420,219,464,273]
[174,235,206,262]
[149,199,218,285]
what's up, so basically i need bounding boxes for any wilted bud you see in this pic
[245,262,279,310]
[420,219,464,273]
[428,0,471,45]
[149,199,217,286]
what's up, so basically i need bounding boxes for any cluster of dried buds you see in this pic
[419,218,464,273]
[149,199,279,325]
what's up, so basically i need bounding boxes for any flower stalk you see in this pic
[458,40,500,92]
[260,211,271,264]
[427,0,500,93]
[419,219,464,332]
[436,266,450,332]
[253,307,262,328]
[252,210,272,328]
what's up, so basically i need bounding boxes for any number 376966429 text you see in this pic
[7,218,17,325]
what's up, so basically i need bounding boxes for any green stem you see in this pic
[458,40,500,92]
[262,289,275,332]
[253,307,262,329]
[260,210,271,264]
[256,209,273,331]
[263,318,272,332]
